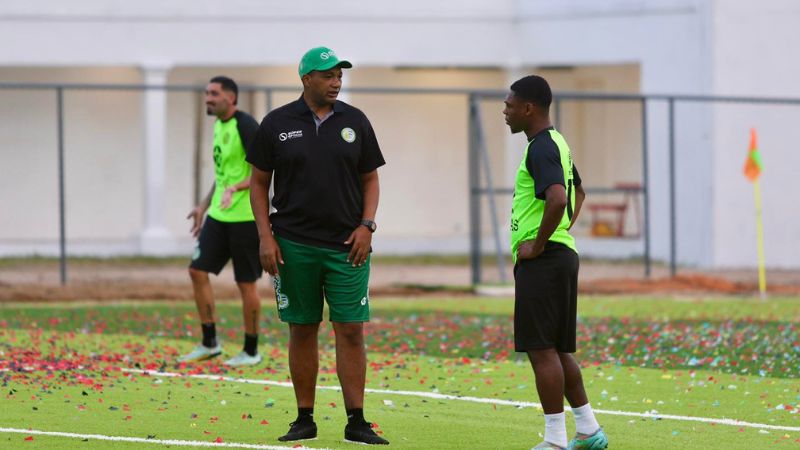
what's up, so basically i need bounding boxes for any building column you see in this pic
[139,64,175,254]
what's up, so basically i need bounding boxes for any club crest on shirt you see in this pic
[341,127,356,143]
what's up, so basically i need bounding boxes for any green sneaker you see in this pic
[177,344,222,363]
[567,428,608,450]
[532,442,566,450]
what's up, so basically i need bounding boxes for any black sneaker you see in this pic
[278,420,317,442]
[344,420,389,445]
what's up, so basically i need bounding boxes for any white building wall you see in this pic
[710,0,800,268]
[516,0,715,266]
[0,0,797,268]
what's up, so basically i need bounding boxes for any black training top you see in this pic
[525,127,582,201]
[247,96,385,251]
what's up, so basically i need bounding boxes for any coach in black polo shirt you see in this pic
[248,46,388,445]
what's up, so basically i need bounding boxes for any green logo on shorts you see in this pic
[273,275,289,310]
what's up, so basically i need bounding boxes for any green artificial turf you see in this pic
[1,296,799,449]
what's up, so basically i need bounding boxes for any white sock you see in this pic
[572,403,601,435]
[544,412,568,448]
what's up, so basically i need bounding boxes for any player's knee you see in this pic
[289,323,319,342]
[236,281,259,297]
[333,323,364,346]
[188,267,209,282]
[527,348,558,366]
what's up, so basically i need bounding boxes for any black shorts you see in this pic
[514,241,579,353]
[189,216,262,283]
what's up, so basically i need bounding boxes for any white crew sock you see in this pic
[544,412,568,448]
[572,403,601,435]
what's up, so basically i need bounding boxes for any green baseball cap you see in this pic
[298,46,352,77]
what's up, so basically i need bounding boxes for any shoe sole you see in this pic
[568,439,607,450]
[223,358,262,367]
[177,352,222,363]
[278,437,317,442]
[344,438,388,445]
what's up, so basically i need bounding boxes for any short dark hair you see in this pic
[510,75,552,109]
[209,76,238,105]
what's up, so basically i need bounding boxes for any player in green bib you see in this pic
[504,75,607,450]
[179,76,263,367]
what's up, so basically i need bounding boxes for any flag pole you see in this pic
[753,179,767,299]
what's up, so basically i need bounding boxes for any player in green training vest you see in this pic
[504,75,607,450]
[180,76,264,368]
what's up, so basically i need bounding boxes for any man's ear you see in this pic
[524,102,535,116]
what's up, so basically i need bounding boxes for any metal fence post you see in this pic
[641,97,651,277]
[668,98,677,277]
[468,95,482,285]
[56,87,67,286]
[554,98,562,130]
[472,97,507,283]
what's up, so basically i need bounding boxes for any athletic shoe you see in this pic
[532,442,566,450]
[177,344,222,363]
[278,420,317,442]
[344,420,389,445]
[567,427,608,450]
[223,351,262,367]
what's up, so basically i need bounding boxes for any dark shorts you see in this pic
[514,241,579,353]
[189,216,262,283]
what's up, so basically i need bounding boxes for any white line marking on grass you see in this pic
[0,427,328,449]
[126,369,800,432]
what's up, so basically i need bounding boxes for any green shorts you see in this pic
[272,235,371,324]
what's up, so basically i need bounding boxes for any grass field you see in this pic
[1,296,799,449]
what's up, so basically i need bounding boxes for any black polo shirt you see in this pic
[246,96,385,252]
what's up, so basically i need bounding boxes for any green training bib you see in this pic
[510,129,577,263]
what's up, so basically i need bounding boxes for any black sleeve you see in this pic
[246,115,275,172]
[572,163,582,187]
[235,111,259,154]
[525,137,565,200]
[357,114,386,173]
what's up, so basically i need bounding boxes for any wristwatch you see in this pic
[360,219,377,233]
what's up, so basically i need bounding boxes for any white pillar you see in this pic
[139,64,176,255]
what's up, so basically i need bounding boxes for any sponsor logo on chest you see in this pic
[278,130,303,141]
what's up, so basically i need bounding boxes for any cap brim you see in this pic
[317,60,353,71]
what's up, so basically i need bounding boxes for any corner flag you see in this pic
[744,128,766,298]
[743,128,762,182]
